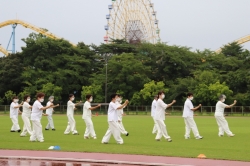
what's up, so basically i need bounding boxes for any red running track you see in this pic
[0,150,249,166]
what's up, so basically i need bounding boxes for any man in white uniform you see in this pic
[10,96,22,132]
[30,92,53,142]
[102,94,129,144]
[215,94,236,137]
[151,95,158,134]
[45,96,59,131]
[182,92,203,140]
[83,94,101,139]
[64,94,82,135]
[154,91,176,142]
[116,95,129,136]
[20,95,33,136]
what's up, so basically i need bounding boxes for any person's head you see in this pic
[69,94,75,101]
[12,96,19,103]
[157,91,165,100]
[86,94,93,102]
[187,92,194,100]
[24,95,31,103]
[36,92,45,103]
[219,94,226,103]
[110,93,118,102]
[117,94,123,103]
[48,96,54,102]
[154,95,158,100]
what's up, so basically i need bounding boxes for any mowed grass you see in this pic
[0,115,250,161]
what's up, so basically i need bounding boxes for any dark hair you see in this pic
[12,96,18,100]
[187,92,193,97]
[110,93,117,100]
[36,93,45,98]
[117,94,121,97]
[86,94,92,100]
[24,95,30,101]
[157,91,164,99]
[69,94,74,99]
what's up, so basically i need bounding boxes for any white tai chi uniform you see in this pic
[102,101,123,144]
[215,101,233,136]
[116,101,128,135]
[30,100,44,142]
[182,99,201,138]
[151,99,158,134]
[10,102,21,131]
[83,101,96,138]
[45,101,55,129]
[155,99,171,140]
[20,102,32,136]
[64,100,78,134]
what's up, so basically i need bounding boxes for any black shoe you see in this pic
[10,130,15,132]
[17,129,21,133]
[45,128,49,130]
[126,133,129,136]
[52,128,56,131]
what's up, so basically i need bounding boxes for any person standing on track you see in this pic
[10,96,22,132]
[151,95,158,134]
[64,94,82,135]
[154,91,176,142]
[20,95,33,137]
[182,92,203,140]
[82,94,101,139]
[45,96,59,131]
[215,94,236,137]
[102,94,129,144]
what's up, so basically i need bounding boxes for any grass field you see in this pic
[0,115,250,161]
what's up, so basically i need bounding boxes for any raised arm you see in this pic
[75,101,82,106]
[40,103,54,111]
[191,104,202,111]
[90,104,101,110]
[167,100,176,108]
[117,100,129,109]
[225,100,237,108]
[14,101,23,108]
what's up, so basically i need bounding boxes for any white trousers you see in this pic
[155,120,171,139]
[152,117,158,134]
[46,115,55,129]
[102,121,123,144]
[84,117,96,137]
[20,115,32,136]
[10,117,20,131]
[64,114,78,134]
[118,120,128,135]
[215,116,233,136]
[184,117,200,137]
[30,120,44,141]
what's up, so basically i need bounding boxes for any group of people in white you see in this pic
[9,90,236,143]
[151,91,237,142]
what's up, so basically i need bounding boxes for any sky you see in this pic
[0,0,250,56]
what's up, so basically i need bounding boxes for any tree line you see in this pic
[0,32,249,106]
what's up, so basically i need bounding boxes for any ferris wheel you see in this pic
[104,0,161,44]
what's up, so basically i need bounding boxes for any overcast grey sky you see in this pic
[0,0,250,56]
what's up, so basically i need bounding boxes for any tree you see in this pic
[81,85,104,103]
[221,42,244,57]
[39,83,62,101]
[4,90,16,103]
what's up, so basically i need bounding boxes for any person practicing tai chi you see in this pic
[64,94,82,135]
[82,94,101,139]
[10,96,22,132]
[116,94,129,136]
[154,91,176,142]
[20,95,33,137]
[151,95,158,134]
[215,94,236,137]
[182,92,203,140]
[45,96,59,131]
[102,94,129,144]
[30,93,53,142]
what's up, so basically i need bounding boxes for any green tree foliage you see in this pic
[81,85,104,103]
[39,83,63,101]
[4,90,16,103]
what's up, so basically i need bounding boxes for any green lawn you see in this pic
[1,115,250,161]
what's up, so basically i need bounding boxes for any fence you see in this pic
[1,104,250,116]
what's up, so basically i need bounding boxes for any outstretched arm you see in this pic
[167,100,176,108]
[191,104,202,111]
[225,100,237,108]
[117,100,129,109]
[90,104,101,110]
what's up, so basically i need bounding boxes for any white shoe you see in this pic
[155,139,160,141]
[196,136,203,139]
[73,132,79,135]
[102,142,108,144]
[39,140,44,143]
[228,134,235,137]
[167,138,172,142]
[29,140,36,142]
[93,137,97,139]
[219,135,224,137]
[84,136,89,139]
[185,136,190,139]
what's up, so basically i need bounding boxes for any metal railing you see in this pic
[1,104,250,116]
